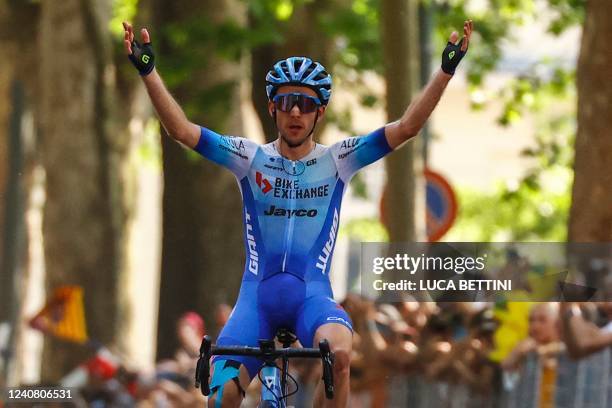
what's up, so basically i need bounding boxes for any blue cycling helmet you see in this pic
[266,57,332,106]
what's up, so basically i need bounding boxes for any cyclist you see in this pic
[123,19,473,408]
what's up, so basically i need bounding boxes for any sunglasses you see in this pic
[273,93,322,113]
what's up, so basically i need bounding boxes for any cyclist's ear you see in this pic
[268,101,275,117]
[317,106,326,119]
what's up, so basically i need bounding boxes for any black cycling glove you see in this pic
[441,38,467,75]
[128,40,155,76]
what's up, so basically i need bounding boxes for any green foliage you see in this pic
[433,0,534,87]
[349,173,369,199]
[318,0,581,134]
[184,81,237,128]
[151,15,254,129]
[158,18,247,86]
[319,0,381,72]
[448,180,570,241]
[110,0,139,37]
[545,0,585,35]
[336,0,581,243]
[124,0,585,124]
[447,107,574,241]
[497,62,575,126]
[441,0,581,242]
[432,0,582,93]
[248,0,316,21]
[119,0,583,244]
[340,217,389,242]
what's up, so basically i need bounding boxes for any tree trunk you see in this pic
[0,0,40,385]
[569,0,612,241]
[249,0,335,143]
[153,0,247,359]
[39,0,129,381]
[380,0,425,244]
[250,38,278,142]
[0,26,14,326]
[0,0,39,329]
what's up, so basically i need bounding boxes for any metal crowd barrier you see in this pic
[554,348,611,408]
[500,348,611,408]
[373,347,611,408]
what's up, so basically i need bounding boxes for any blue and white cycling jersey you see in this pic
[194,126,391,284]
[193,126,392,379]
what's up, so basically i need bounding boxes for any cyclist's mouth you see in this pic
[288,124,303,132]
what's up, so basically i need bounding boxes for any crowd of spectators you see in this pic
[340,297,612,408]
[11,298,612,407]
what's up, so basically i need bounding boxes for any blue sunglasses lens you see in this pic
[274,94,321,113]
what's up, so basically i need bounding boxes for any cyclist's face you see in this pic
[269,85,325,148]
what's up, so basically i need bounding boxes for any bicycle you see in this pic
[195,328,335,407]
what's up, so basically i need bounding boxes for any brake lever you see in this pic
[195,335,212,396]
[319,339,335,400]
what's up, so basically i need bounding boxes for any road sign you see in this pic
[424,168,457,241]
[380,168,458,242]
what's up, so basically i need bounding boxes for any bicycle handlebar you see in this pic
[212,345,322,358]
[194,335,335,400]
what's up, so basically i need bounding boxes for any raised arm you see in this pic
[123,22,200,148]
[385,20,473,150]
[560,303,612,359]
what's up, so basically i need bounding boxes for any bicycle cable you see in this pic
[282,370,300,399]
[257,361,300,405]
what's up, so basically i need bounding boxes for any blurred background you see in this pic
[0,0,610,406]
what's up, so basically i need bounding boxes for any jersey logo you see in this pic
[326,316,352,329]
[261,175,330,199]
[281,158,306,176]
[245,211,259,275]
[315,208,339,274]
[220,136,245,151]
[264,205,318,218]
[340,139,359,149]
[264,375,277,389]
[255,172,273,194]
[338,138,366,160]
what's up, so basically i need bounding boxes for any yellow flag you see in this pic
[29,286,88,344]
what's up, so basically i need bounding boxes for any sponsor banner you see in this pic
[360,242,612,302]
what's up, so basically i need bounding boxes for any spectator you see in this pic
[147,311,206,406]
[448,308,498,394]
[502,303,562,371]
[419,308,455,382]
[560,301,612,358]
[503,302,564,408]
[343,295,400,408]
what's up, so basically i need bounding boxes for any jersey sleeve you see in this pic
[192,127,258,179]
[330,127,393,181]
